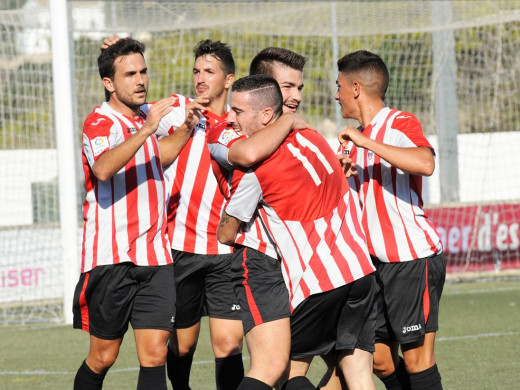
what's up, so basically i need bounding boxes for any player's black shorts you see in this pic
[290,273,377,359]
[374,252,446,344]
[173,249,241,328]
[230,246,291,334]
[72,263,176,340]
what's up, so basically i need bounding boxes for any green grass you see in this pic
[0,280,519,389]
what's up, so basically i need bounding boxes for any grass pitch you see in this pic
[1,279,519,389]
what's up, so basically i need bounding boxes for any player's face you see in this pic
[335,72,358,120]
[227,91,264,136]
[105,53,148,112]
[270,64,304,113]
[193,54,233,103]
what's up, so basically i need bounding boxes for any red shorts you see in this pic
[73,263,176,339]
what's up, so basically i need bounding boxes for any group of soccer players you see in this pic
[72,35,445,390]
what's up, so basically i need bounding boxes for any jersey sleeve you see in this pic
[391,112,434,152]
[207,122,245,169]
[82,112,119,167]
[141,94,192,138]
[225,169,263,223]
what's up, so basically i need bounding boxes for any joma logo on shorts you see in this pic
[231,304,241,311]
[402,324,422,334]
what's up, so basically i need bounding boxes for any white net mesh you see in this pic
[1,0,520,324]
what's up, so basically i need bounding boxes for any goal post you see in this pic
[1,0,520,325]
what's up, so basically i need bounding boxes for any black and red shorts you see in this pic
[230,246,291,333]
[72,262,176,339]
[374,252,446,344]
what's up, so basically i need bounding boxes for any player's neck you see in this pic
[206,93,228,117]
[108,99,140,120]
[360,100,385,128]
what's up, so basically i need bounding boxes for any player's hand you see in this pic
[291,113,315,131]
[337,154,357,178]
[338,125,366,148]
[100,35,121,51]
[142,97,175,135]
[184,95,209,130]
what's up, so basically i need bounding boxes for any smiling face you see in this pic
[270,64,304,113]
[193,54,234,103]
[104,52,148,115]
[226,91,267,137]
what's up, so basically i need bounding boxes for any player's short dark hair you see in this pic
[98,38,145,80]
[250,47,306,76]
[194,39,235,75]
[337,50,389,99]
[232,74,283,119]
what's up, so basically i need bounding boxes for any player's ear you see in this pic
[102,77,115,94]
[261,107,274,126]
[353,81,361,99]
[225,73,235,90]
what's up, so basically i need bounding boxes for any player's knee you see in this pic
[372,358,395,379]
[88,351,118,373]
[403,352,436,373]
[212,334,242,356]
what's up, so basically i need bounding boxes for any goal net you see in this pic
[1,0,519,325]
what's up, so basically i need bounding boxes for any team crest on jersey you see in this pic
[367,150,374,161]
[91,136,109,157]
[218,129,240,146]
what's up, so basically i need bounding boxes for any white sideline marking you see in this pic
[444,286,520,295]
[1,331,518,377]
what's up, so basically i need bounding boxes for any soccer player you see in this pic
[214,74,378,390]
[336,50,446,390]
[73,38,203,390]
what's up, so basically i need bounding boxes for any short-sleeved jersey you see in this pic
[345,107,442,263]
[140,94,231,255]
[81,102,172,273]
[207,124,280,259]
[225,129,375,310]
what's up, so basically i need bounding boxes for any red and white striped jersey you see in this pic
[81,102,172,273]
[140,94,231,255]
[225,129,375,310]
[345,107,442,263]
[207,124,280,259]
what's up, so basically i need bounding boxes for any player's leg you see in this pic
[132,263,177,390]
[281,358,315,390]
[74,336,123,389]
[316,352,346,390]
[166,250,207,390]
[337,348,375,390]
[400,253,445,390]
[231,246,292,389]
[240,318,291,387]
[72,264,136,389]
[206,253,245,390]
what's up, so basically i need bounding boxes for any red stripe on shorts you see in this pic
[422,260,430,324]
[79,273,90,332]
[241,248,263,325]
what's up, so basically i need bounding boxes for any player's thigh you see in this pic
[73,263,137,340]
[172,249,209,328]
[401,331,437,372]
[131,263,176,333]
[204,252,242,321]
[208,317,243,356]
[230,247,291,334]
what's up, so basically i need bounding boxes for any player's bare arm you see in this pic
[92,97,174,181]
[158,96,209,165]
[228,112,314,167]
[337,153,358,178]
[338,125,435,176]
[217,211,243,245]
